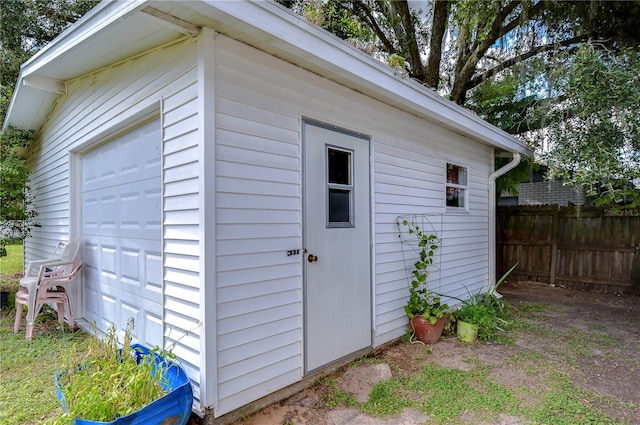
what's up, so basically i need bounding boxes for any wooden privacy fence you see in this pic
[497,205,640,295]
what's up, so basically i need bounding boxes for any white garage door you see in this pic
[81,119,162,347]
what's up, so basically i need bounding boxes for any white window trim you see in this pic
[445,161,470,213]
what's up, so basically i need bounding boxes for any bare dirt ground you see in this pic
[227,281,640,425]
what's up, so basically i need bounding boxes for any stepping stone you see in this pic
[337,363,393,403]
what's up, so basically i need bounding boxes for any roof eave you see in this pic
[2,0,146,132]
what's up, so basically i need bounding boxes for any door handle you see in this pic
[307,254,318,263]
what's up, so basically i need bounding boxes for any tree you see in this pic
[0,0,97,255]
[278,0,640,206]
[536,45,640,206]
[0,127,38,255]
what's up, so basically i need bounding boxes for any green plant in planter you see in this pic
[454,301,497,329]
[453,262,520,341]
[53,318,168,424]
[401,220,448,323]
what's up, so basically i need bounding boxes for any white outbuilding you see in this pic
[4,0,530,421]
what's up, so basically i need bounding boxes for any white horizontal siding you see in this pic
[212,33,496,414]
[214,36,303,416]
[27,38,204,404]
[371,112,493,345]
[158,42,202,410]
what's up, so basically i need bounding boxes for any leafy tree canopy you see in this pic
[536,45,640,206]
[0,127,38,254]
[279,0,640,206]
[0,0,97,254]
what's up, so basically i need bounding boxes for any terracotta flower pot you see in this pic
[410,314,448,344]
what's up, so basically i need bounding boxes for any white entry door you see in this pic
[303,121,372,372]
[81,119,162,347]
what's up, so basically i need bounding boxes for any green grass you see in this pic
[538,323,623,364]
[364,365,521,422]
[0,243,23,277]
[320,362,626,425]
[0,243,91,425]
[0,308,91,425]
[522,372,619,425]
[319,377,358,409]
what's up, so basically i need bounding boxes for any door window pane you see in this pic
[327,147,354,227]
[328,149,350,184]
[329,189,350,223]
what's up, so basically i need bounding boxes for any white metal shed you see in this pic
[4,0,531,421]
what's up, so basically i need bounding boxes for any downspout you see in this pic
[488,152,521,292]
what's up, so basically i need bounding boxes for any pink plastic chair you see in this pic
[14,239,82,340]
[23,240,67,277]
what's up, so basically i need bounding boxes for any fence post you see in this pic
[549,208,559,285]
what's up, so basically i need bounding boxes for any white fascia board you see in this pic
[202,1,531,156]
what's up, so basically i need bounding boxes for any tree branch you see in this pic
[426,0,450,88]
[467,94,569,135]
[500,0,546,38]
[467,34,591,90]
[394,0,426,81]
[451,0,520,104]
[353,1,396,54]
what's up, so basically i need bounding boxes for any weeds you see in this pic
[316,295,637,425]
[52,318,167,424]
[321,360,627,425]
[319,378,357,409]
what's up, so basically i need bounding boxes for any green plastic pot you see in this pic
[457,320,479,342]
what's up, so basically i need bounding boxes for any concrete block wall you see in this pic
[518,181,586,206]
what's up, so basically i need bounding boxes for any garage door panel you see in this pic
[83,181,161,241]
[120,301,140,332]
[100,245,118,279]
[82,119,162,347]
[121,248,141,282]
[84,236,161,300]
[84,286,99,317]
[144,313,163,348]
[83,125,161,193]
[101,294,117,326]
[146,251,162,291]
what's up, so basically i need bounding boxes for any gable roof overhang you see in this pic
[3,0,532,156]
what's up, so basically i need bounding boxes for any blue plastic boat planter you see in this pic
[54,344,193,425]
